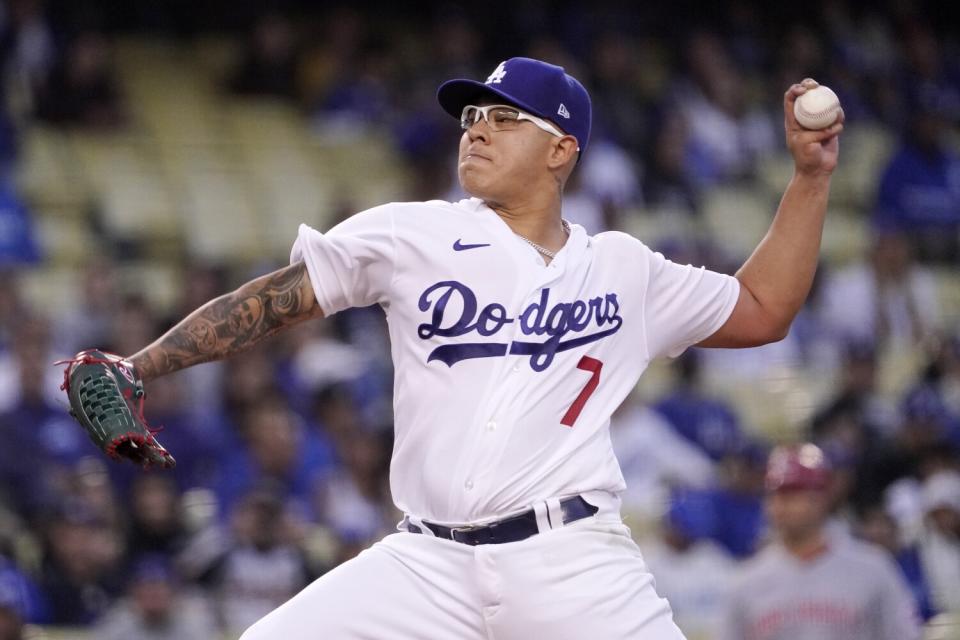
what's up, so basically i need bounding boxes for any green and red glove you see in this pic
[57,349,175,469]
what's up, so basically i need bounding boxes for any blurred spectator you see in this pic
[37,499,123,625]
[93,554,217,640]
[167,261,228,325]
[296,6,364,99]
[2,0,52,175]
[918,470,960,614]
[588,32,652,160]
[2,312,63,409]
[562,140,639,233]
[773,24,826,93]
[673,30,776,186]
[610,397,716,522]
[70,458,123,530]
[857,505,936,620]
[653,350,743,461]
[53,257,118,355]
[720,443,921,640]
[883,442,960,544]
[313,430,393,554]
[927,335,960,420]
[701,441,768,558]
[811,340,901,509]
[123,475,189,562]
[819,230,940,349]
[911,380,960,449]
[221,347,280,424]
[216,394,334,519]
[885,388,960,485]
[779,14,874,125]
[108,293,160,361]
[0,315,91,515]
[813,339,898,439]
[180,486,311,637]
[310,44,393,140]
[288,321,369,401]
[331,306,394,427]
[555,164,606,233]
[164,262,228,422]
[873,67,960,263]
[229,12,300,99]
[642,108,701,216]
[642,491,735,640]
[426,8,482,82]
[33,30,125,129]
[894,21,960,128]
[310,382,364,451]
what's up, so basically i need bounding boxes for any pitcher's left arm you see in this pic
[699,79,844,348]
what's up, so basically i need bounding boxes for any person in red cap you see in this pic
[719,443,922,640]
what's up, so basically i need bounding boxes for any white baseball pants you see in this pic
[240,514,686,639]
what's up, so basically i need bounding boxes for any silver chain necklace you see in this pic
[516,219,571,259]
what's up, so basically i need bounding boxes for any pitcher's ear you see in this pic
[548,135,579,170]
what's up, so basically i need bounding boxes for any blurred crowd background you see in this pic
[0,1,958,639]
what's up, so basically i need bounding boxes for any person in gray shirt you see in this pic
[720,443,922,640]
[94,555,217,640]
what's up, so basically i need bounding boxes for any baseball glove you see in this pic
[56,349,175,469]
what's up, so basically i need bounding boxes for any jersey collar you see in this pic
[468,198,589,270]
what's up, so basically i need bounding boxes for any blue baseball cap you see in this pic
[437,57,592,157]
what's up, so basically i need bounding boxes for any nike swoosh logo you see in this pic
[453,239,491,251]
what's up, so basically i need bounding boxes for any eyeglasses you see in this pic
[460,104,565,138]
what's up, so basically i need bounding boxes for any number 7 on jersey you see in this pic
[561,356,603,427]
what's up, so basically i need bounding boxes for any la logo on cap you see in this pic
[486,61,507,84]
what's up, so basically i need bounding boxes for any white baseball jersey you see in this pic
[291,197,738,524]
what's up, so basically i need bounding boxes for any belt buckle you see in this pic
[449,522,493,545]
[449,523,483,536]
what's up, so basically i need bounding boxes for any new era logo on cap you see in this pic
[437,57,592,157]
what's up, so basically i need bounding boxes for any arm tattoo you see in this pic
[131,262,322,381]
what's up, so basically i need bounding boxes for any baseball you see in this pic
[794,85,841,130]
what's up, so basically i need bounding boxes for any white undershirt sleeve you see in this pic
[643,248,740,359]
[289,205,396,315]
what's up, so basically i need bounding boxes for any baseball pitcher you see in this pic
[60,58,844,638]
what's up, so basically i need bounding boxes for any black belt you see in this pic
[406,496,598,546]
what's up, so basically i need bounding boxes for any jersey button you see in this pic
[464,479,474,490]
[512,363,521,372]
[486,421,497,432]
